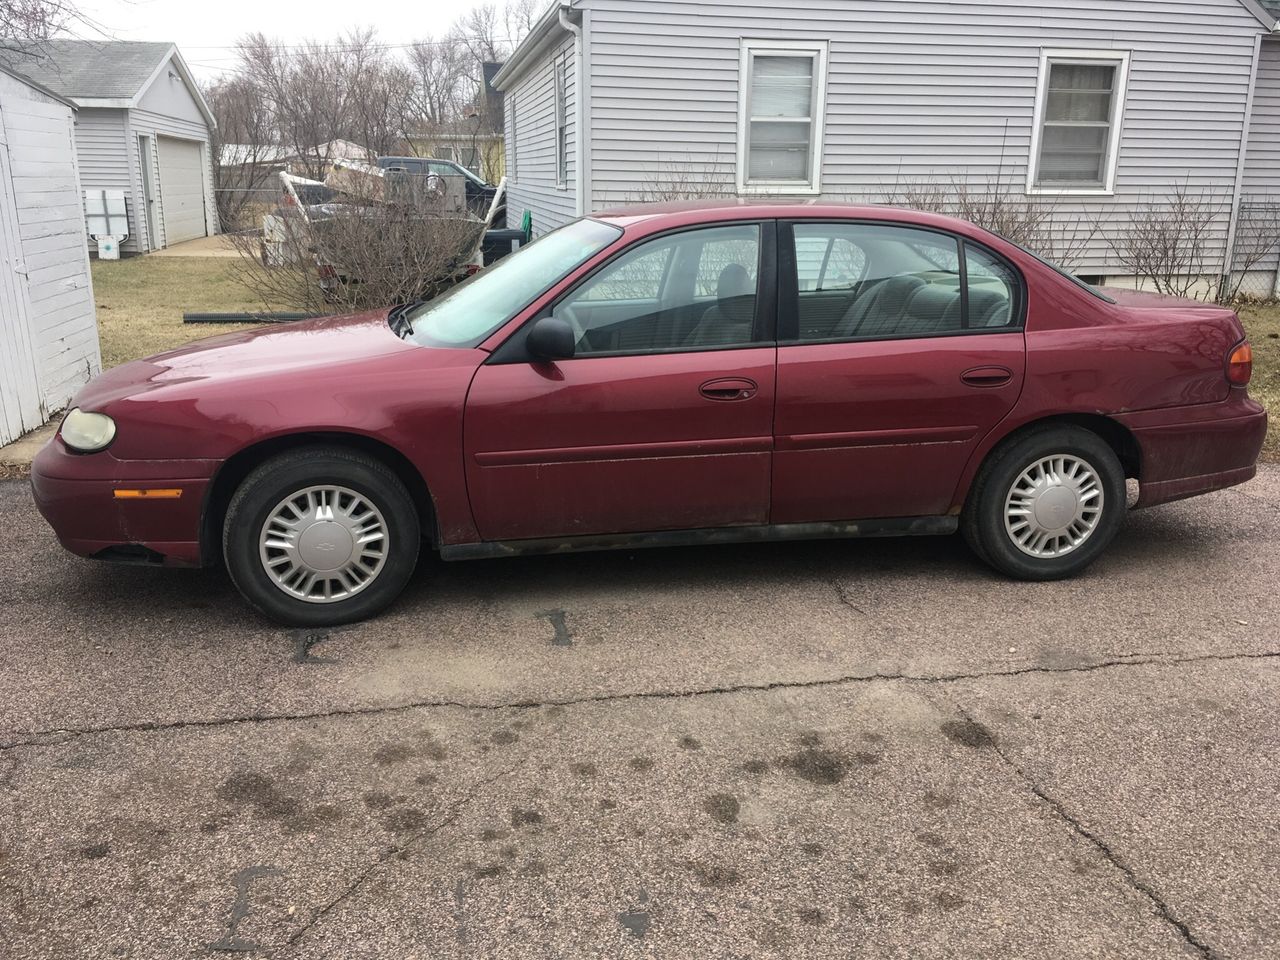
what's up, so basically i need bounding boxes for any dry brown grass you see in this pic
[91,257,273,368]
[1239,302,1279,462]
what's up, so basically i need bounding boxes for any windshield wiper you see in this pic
[387,301,426,339]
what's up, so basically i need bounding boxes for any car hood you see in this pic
[77,309,418,409]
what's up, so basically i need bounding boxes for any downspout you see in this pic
[1223,31,1262,299]
[559,3,588,216]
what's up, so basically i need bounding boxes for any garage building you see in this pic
[0,41,220,255]
[0,64,99,445]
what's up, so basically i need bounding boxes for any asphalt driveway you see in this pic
[1,469,1278,958]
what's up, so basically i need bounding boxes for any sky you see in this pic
[72,0,522,78]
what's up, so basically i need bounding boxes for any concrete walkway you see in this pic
[149,235,241,258]
[0,420,57,479]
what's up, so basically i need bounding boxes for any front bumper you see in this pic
[30,436,219,567]
[1116,393,1268,509]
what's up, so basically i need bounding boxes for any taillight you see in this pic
[1227,341,1253,386]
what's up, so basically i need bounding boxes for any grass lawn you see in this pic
[91,257,271,369]
[1240,303,1280,462]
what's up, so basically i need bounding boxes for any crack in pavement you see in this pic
[940,694,1216,959]
[274,763,521,955]
[829,576,868,615]
[2,649,1278,753]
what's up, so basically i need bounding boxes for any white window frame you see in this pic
[554,56,568,189]
[1027,48,1131,197]
[736,38,829,197]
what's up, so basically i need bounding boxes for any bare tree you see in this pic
[1107,180,1227,301]
[207,75,282,230]
[0,0,78,53]
[503,0,545,41]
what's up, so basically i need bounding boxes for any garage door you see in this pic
[156,136,207,246]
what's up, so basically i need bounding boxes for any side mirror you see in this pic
[526,316,576,361]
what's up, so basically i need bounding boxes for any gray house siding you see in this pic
[513,0,1269,279]
[1245,35,1280,196]
[73,108,140,253]
[1242,35,1280,278]
[505,33,577,234]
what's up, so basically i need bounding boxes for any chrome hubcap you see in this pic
[1004,455,1104,559]
[259,485,388,603]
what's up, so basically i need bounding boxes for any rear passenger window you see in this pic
[793,223,962,342]
[790,224,1023,342]
[965,243,1019,328]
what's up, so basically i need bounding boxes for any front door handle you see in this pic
[700,377,759,401]
[961,366,1014,388]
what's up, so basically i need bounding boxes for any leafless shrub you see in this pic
[1223,197,1280,302]
[229,200,482,314]
[627,151,736,203]
[1107,180,1228,301]
[885,172,1099,272]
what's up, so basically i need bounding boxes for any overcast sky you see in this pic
[73,0,522,78]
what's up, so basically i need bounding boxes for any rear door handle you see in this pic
[961,366,1014,388]
[700,377,759,401]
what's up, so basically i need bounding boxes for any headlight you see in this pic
[60,408,116,453]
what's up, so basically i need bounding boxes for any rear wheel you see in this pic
[962,426,1125,581]
[223,447,420,626]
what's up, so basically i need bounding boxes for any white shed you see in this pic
[0,64,100,446]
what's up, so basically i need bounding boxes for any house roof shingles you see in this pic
[0,40,173,101]
[1260,0,1280,20]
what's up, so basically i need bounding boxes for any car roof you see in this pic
[591,199,989,239]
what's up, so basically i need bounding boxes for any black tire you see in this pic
[961,425,1125,581]
[222,446,420,626]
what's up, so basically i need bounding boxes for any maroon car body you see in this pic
[31,202,1267,623]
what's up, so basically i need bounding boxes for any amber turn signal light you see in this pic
[1227,342,1253,386]
[113,489,183,500]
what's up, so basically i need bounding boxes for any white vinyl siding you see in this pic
[737,39,828,195]
[504,34,577,234]
[572,0,1268,275]
[73,108,139,253]
[1241,34,1280,277]
[1028,50,1131,194]
[1243,35,1280,198]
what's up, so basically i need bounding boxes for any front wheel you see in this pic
[223,447,421,626]
[962,426,1126,581]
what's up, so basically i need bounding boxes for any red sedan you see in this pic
[32,202,1267,625]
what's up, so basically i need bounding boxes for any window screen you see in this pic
[740,43,826,191]
[1036,59,1122,188]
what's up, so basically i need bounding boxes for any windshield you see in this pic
[405,219,623,348]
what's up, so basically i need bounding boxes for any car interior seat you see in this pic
[684,263,756,347]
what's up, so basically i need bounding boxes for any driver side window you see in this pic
[554,224,761,356]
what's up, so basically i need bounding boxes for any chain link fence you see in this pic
[1226,196,1280,303]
